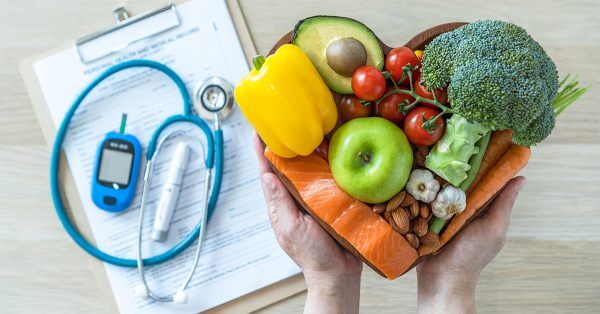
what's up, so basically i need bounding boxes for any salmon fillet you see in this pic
[266,149,418,279]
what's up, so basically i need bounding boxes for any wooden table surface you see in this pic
[1,0,599,312]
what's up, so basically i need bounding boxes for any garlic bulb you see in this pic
[406,169,440,203]
[431,185,467,219]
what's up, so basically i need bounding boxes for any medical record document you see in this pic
[32,0,299,312]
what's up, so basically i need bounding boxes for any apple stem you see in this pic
[357,151,371,163]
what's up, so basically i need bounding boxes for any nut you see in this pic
[419,204,430,219]
[384,210,392,221]
[409,202,420,219]
[434,174,448,187]
[400,193,416,207]
[391,209,410,234]
[419,230,440,247]
[386,191,406,212]
[415,152,426,167]
[388,217,402,234]
[373,203,386,214]
[418,244,436,257]
[405,233,420,249]
[412,217,428,237]
[416,145,429,156]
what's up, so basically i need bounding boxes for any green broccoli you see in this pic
[420,20,558,146]
[421,20,587,188]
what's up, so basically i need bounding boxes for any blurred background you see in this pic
[1,0,598,312]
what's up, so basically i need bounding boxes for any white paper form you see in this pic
[32,0,300,313]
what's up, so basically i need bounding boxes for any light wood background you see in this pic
[1,0,599,312]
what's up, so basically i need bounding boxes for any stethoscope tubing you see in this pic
[50,59,223,268]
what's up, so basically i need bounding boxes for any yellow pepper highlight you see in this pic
[234,44,338,158]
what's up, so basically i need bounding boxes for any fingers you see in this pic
[260,172,303,249]
[253,132,272,175]
[481,176,527,237]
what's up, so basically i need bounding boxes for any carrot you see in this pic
[436,144,531,251]
[466,130,513,195]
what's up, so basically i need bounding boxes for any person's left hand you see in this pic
[253,135,362,314]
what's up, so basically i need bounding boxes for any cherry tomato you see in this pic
[413,73,448,106]
[339,95,372,122]
[376,87,414,124]
[351,66,386,101]
[404,107,445,146]
[315,139,330,161]
[385,47,420,85]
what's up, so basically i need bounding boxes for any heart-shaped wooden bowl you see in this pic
[263,22,513,279]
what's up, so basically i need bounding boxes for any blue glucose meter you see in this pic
[91,114,141,212]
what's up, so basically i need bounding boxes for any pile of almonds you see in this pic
[373,190,440,249]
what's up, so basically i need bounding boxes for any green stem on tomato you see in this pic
[366,65,454,133]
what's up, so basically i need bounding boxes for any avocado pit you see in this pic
[326,37,367,77]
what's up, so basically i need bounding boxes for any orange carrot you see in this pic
[466,130,513,195]
[437,144,531,251]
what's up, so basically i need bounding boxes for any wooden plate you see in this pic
[265,22,467,278]
[269,22,466,54]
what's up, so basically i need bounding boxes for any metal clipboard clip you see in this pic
[75,3,180,63]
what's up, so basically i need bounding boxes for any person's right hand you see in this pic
[416,176,527,314]
[253,135,362,314]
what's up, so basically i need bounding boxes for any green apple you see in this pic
[329,117,413,203]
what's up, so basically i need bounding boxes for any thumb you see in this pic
[260,172,302,237]
[482,176,527,236]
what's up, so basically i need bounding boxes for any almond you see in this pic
[418,244,436,257]
[386,191,405,212]
[384,210,392,221]
[419,230,440,247]
[405,233,420,249]
[400,192,416,207]
[409,202,420,219]
[416,145,429,156]
[412,217,428,237]
[434,174,448,186]
[391,208,410,234]
[419,204,430,219]
[415,151,426,167]
[373,203,386,214]
[388,217,401,233]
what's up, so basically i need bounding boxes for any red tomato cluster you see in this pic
[338,47,449,146]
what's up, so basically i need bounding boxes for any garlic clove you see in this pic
[406,169,440,203]
[431,185,466,219]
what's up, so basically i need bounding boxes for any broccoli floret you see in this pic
[421,20,559,146]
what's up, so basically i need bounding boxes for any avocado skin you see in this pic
[291,16,384,94]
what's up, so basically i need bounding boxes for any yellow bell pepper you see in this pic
[234,44,338,158]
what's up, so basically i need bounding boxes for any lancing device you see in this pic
[151,142,190,242]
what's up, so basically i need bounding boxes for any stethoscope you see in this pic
[50,59,234,304]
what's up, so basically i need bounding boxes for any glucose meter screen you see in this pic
[98,149,133,185]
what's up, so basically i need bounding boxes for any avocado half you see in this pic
[292,16,384,94]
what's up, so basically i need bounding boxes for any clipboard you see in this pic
[19,1,305,312]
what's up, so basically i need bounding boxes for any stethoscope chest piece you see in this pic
[193,77,235,122]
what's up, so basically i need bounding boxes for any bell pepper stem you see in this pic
[429,217,447,234]
[253,55,266,71]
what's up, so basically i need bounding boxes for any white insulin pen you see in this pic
[151,142,190,242]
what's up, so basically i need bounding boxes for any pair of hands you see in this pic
[254,136,526,313]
